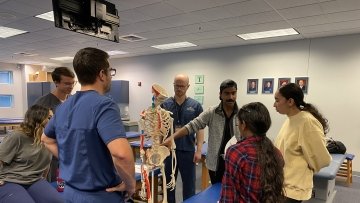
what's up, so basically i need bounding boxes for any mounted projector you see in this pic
[52,0,120,42]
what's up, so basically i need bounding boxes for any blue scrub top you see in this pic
[45,90,126,191]
[161,97,203,151]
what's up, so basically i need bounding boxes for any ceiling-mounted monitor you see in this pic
[52,0,120,42]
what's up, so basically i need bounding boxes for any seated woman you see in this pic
[219,102,285,203]
[0,105,63,203]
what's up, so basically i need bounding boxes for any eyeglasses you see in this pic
[173,84,188,89]
[109,68,116,76]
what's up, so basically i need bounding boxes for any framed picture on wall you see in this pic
[194,95,204,105]
[295,77,309,94]
[247,79,258,94]
[195,75,204,84]
[262,78,274,94]
[194,85,204,94]
[278,78,291,89]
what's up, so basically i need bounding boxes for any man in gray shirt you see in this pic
[34,66,75,182]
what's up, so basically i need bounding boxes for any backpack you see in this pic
[326,138,346,154]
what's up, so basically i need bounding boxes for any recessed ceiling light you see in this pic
[151,42,197,50]
[35,11,54,22]
[0,26,27,38]
[107,50,128,56]
[50,56,74,61]
[237,28,299,40]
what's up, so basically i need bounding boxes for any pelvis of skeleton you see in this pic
[146,145,170,166]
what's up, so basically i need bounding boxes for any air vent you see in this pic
[119,34,146,42]
[14,52,38,57]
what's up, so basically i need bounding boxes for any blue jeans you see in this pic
[63,184,125,203]
[0,179,64,203]
[165,150,196,203]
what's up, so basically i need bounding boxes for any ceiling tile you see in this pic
[209,11,284,31]
[0,8,28,24]
[166,0,218,12]
[115,0,163,12]
[192,6,238,22]
[302,27,360,38]
[0,0,46,16]
[289,15,330,27]
[118,18,172,35]
[265,0,323,9]
[0,38,25,48]
[6,32,52,43]
[223,0,273,17]
[118,9,153,25]
[278,3,324,19]
[135,2,183,19]
[13,0,52,10]
[320,0,360,13]
[289,10,360,27]
[325,10,360,22]
[298,19,360,34]
[162,13,204,26]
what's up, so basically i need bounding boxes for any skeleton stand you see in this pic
[139,84,176,203]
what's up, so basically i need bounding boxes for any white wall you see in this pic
[109,34,360,172]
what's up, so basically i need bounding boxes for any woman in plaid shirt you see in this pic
[220,102,285,203]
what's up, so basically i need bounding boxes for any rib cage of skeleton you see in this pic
[138,84,177,203]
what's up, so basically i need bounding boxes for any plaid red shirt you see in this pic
[219,136,263,203]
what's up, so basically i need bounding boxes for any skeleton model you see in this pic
[138,84,176,203]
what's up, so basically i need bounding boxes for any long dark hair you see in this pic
[20,104,50,146]
[279,83,329,134]
[238,102,284,203]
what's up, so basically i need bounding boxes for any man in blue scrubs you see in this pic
[42,47,135,203]
[161,74,204,202]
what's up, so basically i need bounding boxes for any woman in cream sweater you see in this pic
[274,83,331,203]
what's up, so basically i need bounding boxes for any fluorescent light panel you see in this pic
[237,28,299,40]
[107,50,128,56]
[0,26,27,38]
[50,56,74,61]
[151,42,197,50]
[35,11,54,22]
